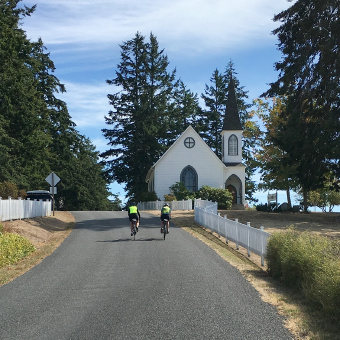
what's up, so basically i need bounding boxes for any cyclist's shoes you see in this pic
[160,228,163,234]
[136,227,139,232]
[167,230,169,234]
[131,232,133,236]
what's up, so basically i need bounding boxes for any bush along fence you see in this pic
[0,197,52,222]
[138,199,193,211]
[194,202,270,266]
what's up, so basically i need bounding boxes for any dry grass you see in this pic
[0,211,75,286]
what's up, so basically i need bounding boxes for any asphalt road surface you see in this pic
[0,211,293,339]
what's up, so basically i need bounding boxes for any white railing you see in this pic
[0,197,52,222]
[138,199,192,211]
[194,204,270,266]
[194,198,218,214]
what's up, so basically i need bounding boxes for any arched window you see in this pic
[180,166,198,192]
[228,135,238,156]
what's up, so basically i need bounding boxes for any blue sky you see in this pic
[21,0,326,209]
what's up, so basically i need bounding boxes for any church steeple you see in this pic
[223,77,242,131]
[221,77,243,164]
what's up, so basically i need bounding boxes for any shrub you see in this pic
[196,185,233,210]
[0,181,19,199]
[169,182,192,200]
[0,233,36,268]
[256,203,276,212]
[266,229,340,318]
[164,194,176,201]
[303,238,340,316]
[138,191,159,202]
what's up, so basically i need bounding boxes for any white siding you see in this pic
[153,128,225,200]
[221,130,243,164]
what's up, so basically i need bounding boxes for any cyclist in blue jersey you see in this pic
[128,202,140,236]
[160,203,171,234]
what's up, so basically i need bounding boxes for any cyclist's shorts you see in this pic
[129,213,139,221]
[161,213,170,221]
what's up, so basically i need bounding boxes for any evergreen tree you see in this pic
[0,1,112,210]
[265,0,340,209]
[0,1,50,188]
[101,32,179,201]
[170,80,202,141]
[254,97,299,207]
[199,69,226,157]
[57,134,111,211]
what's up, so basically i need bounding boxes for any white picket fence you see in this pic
[194,204,270,266]
[0,197,52,222]
[194,198,218,214]
[138,199,192,211]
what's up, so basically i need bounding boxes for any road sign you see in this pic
[50,187,57,195]
[46,172,60,216]
[267,193,277,202]
[45,172,60,186]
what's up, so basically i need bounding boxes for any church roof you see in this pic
[145,125,230,182]
[222,78,242,131]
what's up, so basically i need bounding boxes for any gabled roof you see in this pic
[146,125,229,182]
[222,78,243,131]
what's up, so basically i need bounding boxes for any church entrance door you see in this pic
[227,185,237,204]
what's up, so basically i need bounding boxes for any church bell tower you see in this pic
[221,78,243,165]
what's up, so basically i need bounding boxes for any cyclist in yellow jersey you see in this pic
[160,203,171,233]
[128,202,140,236]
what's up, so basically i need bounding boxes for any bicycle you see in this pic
[131,219,138,240]
[161,218,169,240]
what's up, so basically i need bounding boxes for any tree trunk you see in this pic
[286,189,292,209]
[303,188,308,212]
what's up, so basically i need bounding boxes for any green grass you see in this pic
[0,230,36,268]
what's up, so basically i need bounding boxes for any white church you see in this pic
[145,79,246,208]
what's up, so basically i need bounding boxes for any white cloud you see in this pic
[23,0,295,56]
[60,81,111,128]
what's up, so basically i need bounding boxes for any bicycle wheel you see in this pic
[163,222,166,240]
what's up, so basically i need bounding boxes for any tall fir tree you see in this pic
[170,80,202,142]
[265,0,340,209]
[101,32,178,201]
[0,1,50,188]
[199,69,226,157]
[253,97,299,207]
[57,134,111,211]
[0,1,111,210]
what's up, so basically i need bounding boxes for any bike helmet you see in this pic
[130,202,136,206]
[164,203,169,206]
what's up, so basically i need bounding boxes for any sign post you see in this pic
[267,192,278,209]
[45,172,60,216]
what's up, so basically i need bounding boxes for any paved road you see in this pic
[0,211,293,339]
